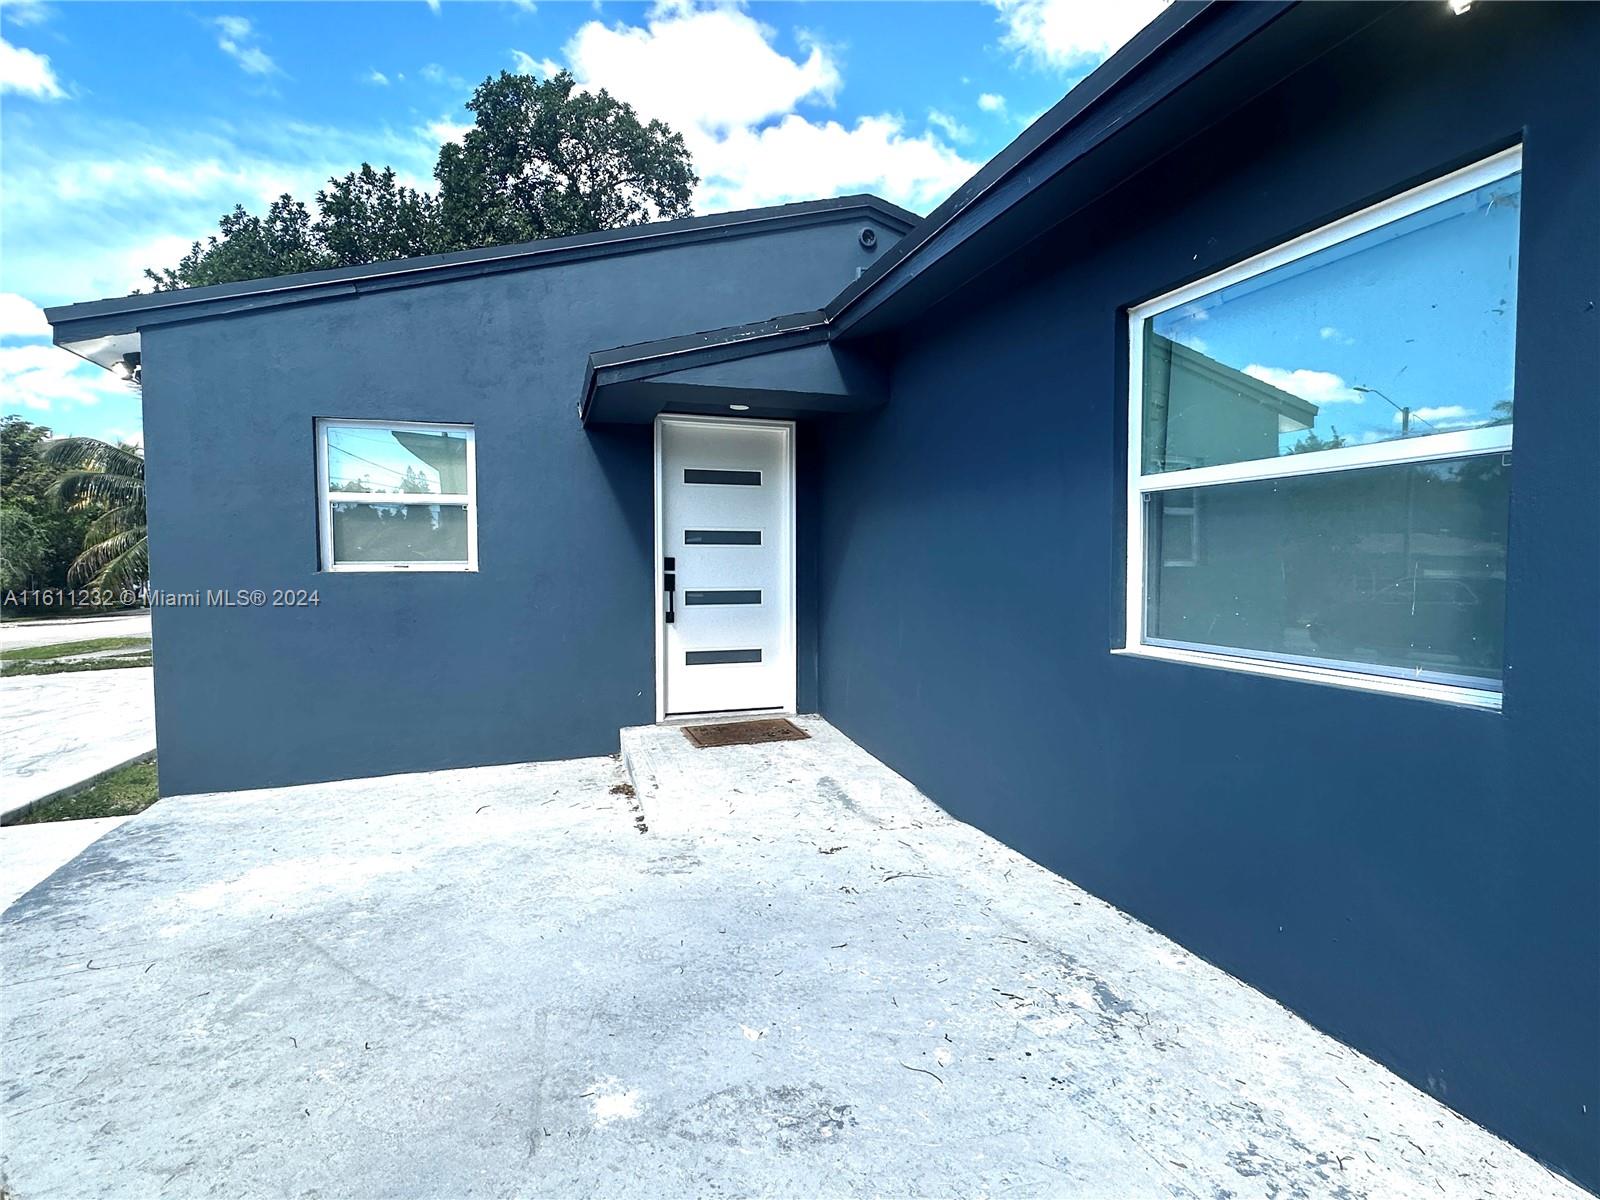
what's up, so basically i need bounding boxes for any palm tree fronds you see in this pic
[41,435,149,592]
[51,470,146,511]
[40,437,145,479]
[84,503,145,544]
[68,528,149,589]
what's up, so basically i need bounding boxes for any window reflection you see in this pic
[1143,173,1521,473]
[330,502,470,563]
[326,426,471,495]
[1145,456,1510,684]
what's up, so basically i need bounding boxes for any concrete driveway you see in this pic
[0,815,132,909]
[1,719,1581,1199]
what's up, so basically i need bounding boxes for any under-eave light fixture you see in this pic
[109,353,142,386]
[1448,0,1473,14]
[729,404,750,411]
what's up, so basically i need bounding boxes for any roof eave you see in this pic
[823,0,1314,338]
[45,195,917,343]
[580,312,884,426]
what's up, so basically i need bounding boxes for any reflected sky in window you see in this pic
[326,426,470,495]
[1148,173,1520,463]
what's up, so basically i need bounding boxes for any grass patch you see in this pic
[0,636,152,676]
[9,758,160,824]
[1,635,149,663]
[2,654,152,677]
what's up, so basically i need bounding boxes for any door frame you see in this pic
[653,413,797,723]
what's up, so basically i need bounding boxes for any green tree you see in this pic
[1290,426,1347,455]
[314,165,442,267]
[434,71,695,251]
[1,416,96,596]
[145,70,697,291]
[0,507,45,591]
[41,437,148,592]
[398,466,431,493]
[144,196,325,291]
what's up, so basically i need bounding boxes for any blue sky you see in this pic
[0,0,1161,444]
[1153,172,1523,457]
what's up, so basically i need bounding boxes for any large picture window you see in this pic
[1125,148,1520,708]
[316,419,477,571]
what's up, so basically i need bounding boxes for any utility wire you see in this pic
[1351,385,1438,435]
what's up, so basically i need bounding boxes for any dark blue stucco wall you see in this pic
[142,212,896,796]
[816,4,1598,1189]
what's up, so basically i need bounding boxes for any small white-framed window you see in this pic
[315,419,478,572]
[1123,147,1521,709]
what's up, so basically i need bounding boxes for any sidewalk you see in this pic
[0,668,155,819]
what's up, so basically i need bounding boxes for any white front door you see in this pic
[656,415,795,718]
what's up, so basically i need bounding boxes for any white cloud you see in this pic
[1,1,52,28]
[213,16,278,76]
[697,114,974,213]
[990,0,1165,72]
[0,35,65,99]
[0,112,443,305]
[0,344,132,412]
[507,0,537,12]
[510,49,562,77]
[1243,364,1362,406]
[566,5,840,136]
[425,0,441,13]
[424,117,471,145]
[364,69,390,86]
[0,293,50,339]
[977,92,1006,113]
[420,62,467,89]
[560,3,975,214]
[926,109,972,144]
[102,428,145,451]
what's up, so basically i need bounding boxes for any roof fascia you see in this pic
[47,197,915,345]
[823,0,1300,338]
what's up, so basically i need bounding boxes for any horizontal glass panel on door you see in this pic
[1144,455,1509,686]
[325,424,471,495]
[684,530,762,545]
[330,503,470,563]
[686,649,763,665]
[1141,172,1521,475]
[684,590,763,606]
[683,468,762,486]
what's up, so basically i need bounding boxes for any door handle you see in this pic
[663,561,676,624]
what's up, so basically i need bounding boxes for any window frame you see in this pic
[1120,146,1521,711]
[315,417,479,573]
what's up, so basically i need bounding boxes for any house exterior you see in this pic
[46,1,1598,1191]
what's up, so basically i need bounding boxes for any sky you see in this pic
[0,0,1162,446]
[1152,171,1522,460]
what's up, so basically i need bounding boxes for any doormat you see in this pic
[681,718,810,749]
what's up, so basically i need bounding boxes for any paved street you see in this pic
[0,610,151,650]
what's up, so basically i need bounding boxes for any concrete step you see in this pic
[619,715,933,839]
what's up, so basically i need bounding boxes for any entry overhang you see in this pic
[580,313,887,426]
